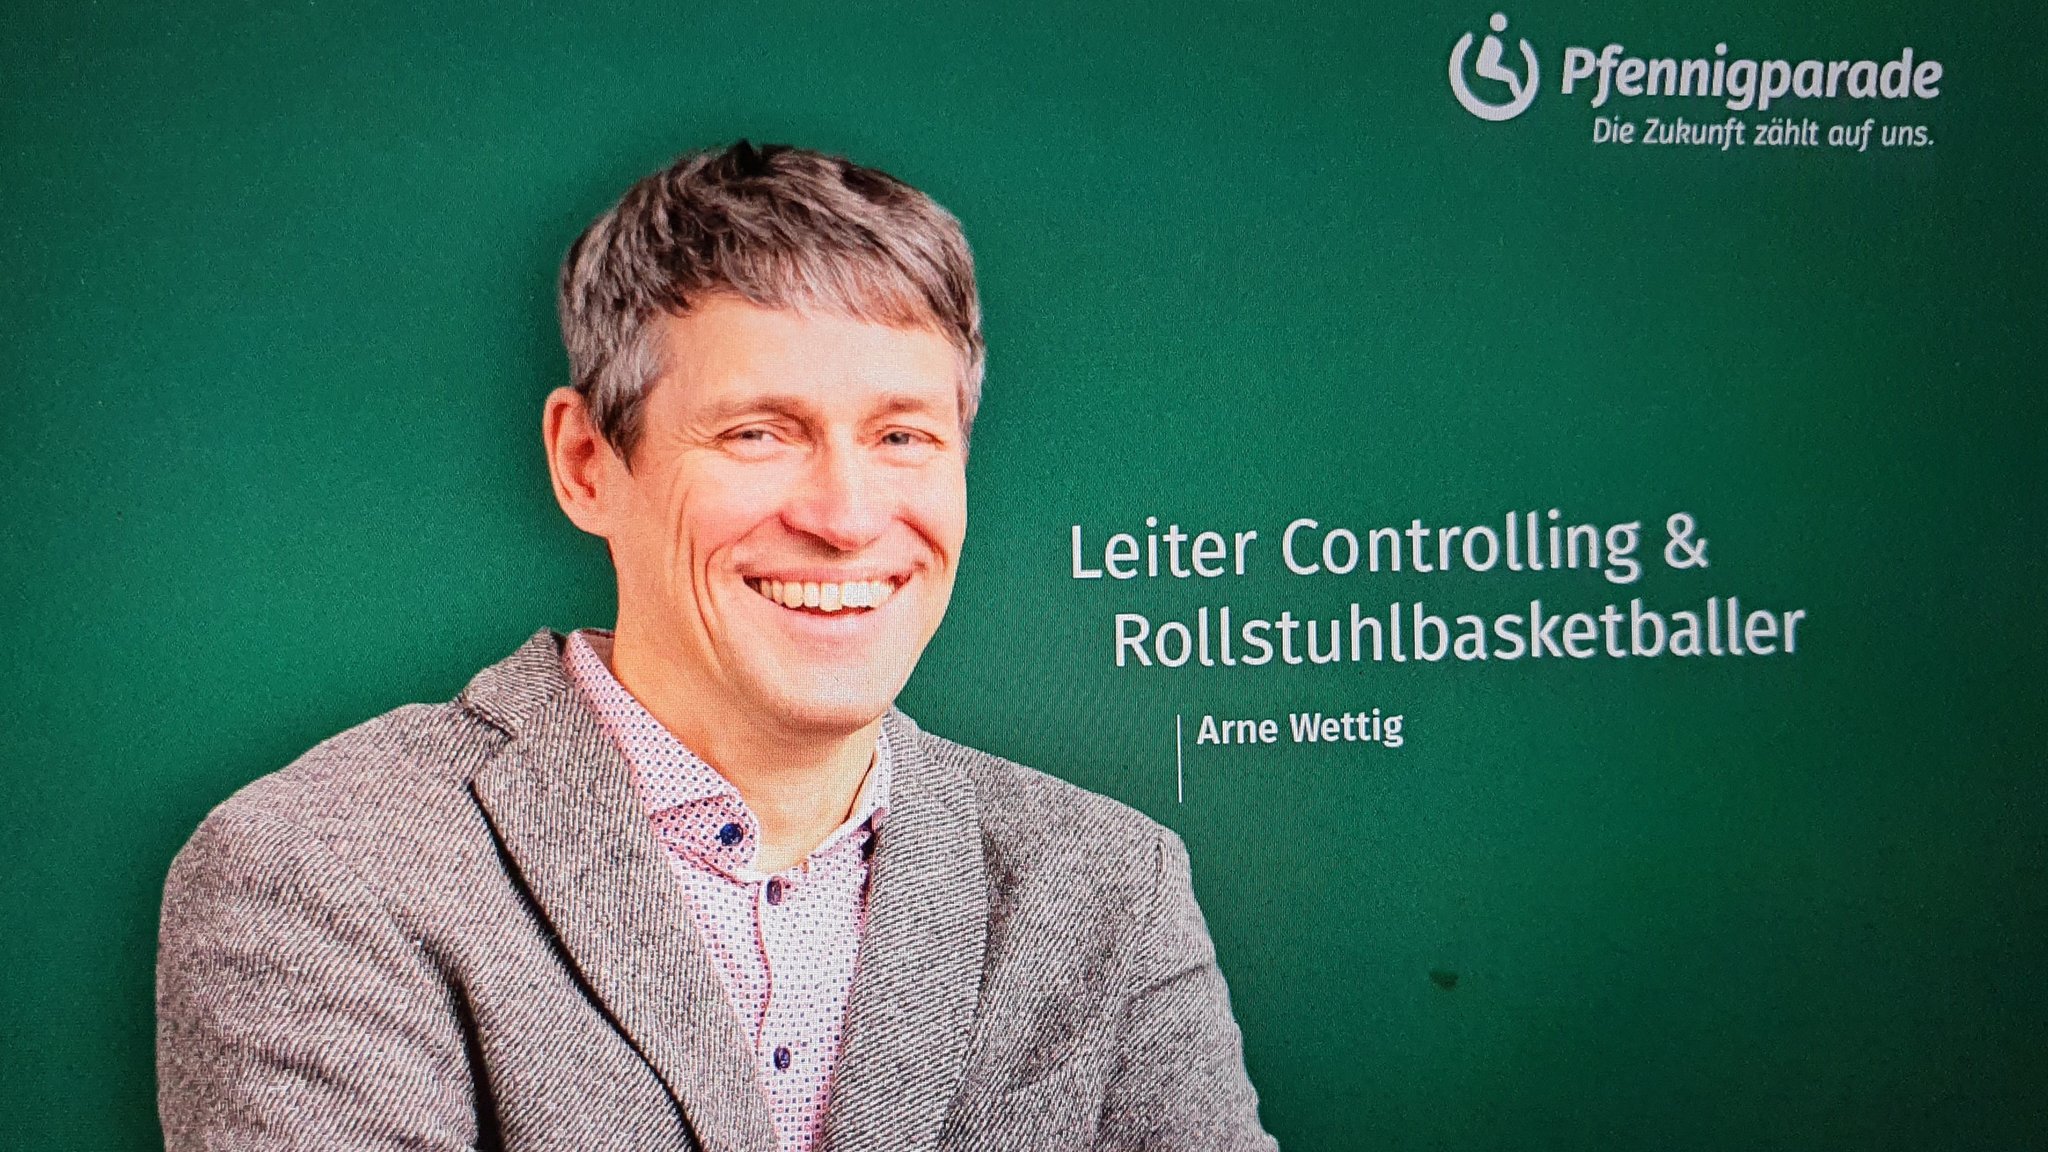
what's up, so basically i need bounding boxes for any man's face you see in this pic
[602,297,968,736]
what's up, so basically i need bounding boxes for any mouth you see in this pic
[743,576,903,615]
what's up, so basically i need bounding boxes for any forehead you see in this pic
[648,297,962,412]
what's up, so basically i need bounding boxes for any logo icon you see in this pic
[1450,13,1540,121]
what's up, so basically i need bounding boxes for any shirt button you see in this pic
[765,878,785,905]
[772,1045,792,1071]
[717,822,744,847]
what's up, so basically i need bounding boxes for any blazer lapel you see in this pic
[819,712,989,1152]
[464,632,778,1152]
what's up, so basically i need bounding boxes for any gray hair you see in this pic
[557,141,984,459]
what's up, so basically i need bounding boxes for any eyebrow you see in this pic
[694,392,953,424]
[865,392,954,419]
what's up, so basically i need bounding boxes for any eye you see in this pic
[880,420,953,449]
[720,424,791,457]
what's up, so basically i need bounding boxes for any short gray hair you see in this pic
[557,141,985,459]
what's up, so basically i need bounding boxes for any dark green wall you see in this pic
[3,1,2043,1148]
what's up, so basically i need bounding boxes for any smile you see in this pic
[744,577,901,614]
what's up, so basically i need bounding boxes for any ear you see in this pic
[542,387,625,536]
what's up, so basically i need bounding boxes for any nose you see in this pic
[780,439,889,552]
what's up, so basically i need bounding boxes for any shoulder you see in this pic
[171,698,509,901]
[890,720,1219,1017]
[169,635,559,908]
[898,720,1184,891]
[222,697,506,833]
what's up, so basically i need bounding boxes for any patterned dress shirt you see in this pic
[563,630,889,1152]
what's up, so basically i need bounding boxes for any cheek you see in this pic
[905,468,969,562]
[674,468,799,568]
[623,468,784,576]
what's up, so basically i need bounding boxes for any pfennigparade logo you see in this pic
[1448,13,1539,121]
[1448,13,1943,152]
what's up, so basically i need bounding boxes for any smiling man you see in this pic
[157,142,1276,1152]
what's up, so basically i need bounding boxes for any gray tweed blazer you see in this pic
[157,630,1276,1151]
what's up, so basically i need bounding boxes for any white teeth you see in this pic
[751,578,897,613]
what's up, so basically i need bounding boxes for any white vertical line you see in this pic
[1175,714,1184,804]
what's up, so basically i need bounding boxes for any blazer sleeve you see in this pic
[157,802,475,1152]
[1094,829,1279,1152]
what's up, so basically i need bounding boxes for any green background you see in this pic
[4,1,2043,1148]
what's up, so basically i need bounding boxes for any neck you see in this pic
[603,628,880,873]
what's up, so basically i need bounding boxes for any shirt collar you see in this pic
[562,628,891,870]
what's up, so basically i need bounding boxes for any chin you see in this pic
[749,674,903,737]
